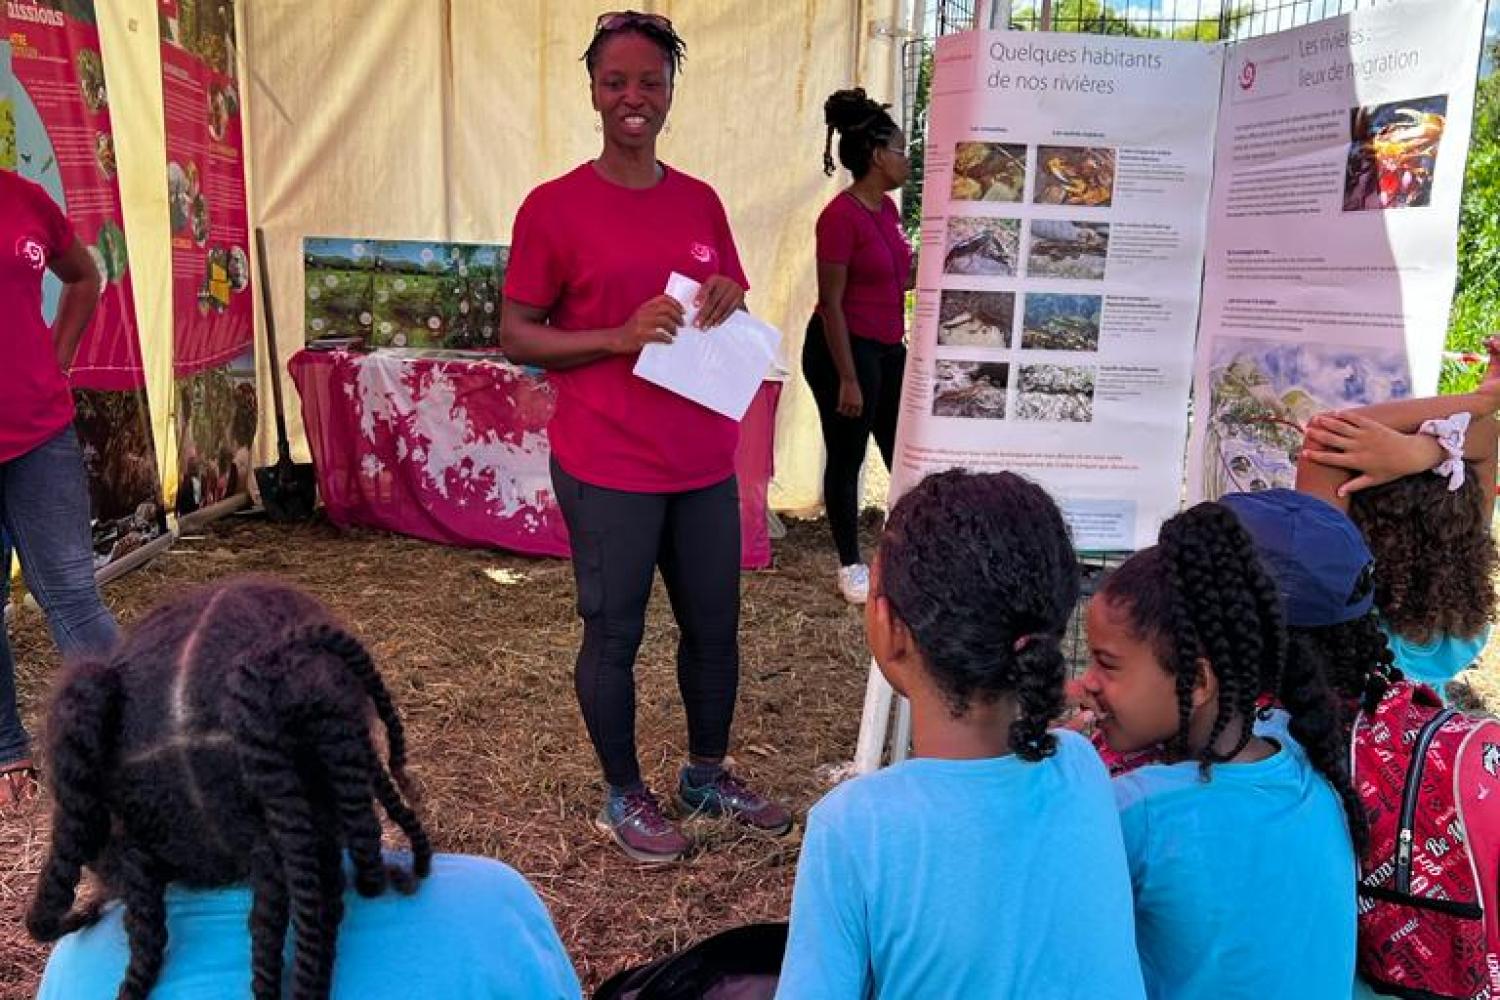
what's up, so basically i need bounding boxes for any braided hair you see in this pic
[1292,613,1399,717]
[823,88,898,178]
[1099,503,1367,851]
[27,577,432,1000]
[1348,461,1497,644]
[583,12,687,81]
[878,469,1079,761]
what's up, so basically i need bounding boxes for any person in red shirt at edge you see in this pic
[0,169,119,809]
[805,89,913,605]
[500,10,792,863]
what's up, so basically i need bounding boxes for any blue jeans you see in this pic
[0,426,120,764]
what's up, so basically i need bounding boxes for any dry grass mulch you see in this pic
[0,513,872,997]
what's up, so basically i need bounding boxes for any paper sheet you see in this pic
[633,273,782,421]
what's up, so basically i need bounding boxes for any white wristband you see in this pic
[1417,411,1470,491]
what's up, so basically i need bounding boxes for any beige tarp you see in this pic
[239,0,907,515]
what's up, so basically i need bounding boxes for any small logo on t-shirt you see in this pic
[689,242,715,264]
[16,237,46,271]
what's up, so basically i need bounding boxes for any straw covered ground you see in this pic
[2,513,1498,997]
[0,513,874,996]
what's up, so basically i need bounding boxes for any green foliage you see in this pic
[1442,41,1500,393]
[902,47,933,241]
[1009,0,1250,40]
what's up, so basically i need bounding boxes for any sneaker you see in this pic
[837,563,870,604]
[678,767,794,835]
[593,788,692,864]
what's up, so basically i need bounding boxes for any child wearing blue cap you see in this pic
[1077,500,1361,1000]
[1298,337,1500,693]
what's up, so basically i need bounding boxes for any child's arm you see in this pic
[777,813,871,999]
[1298,336,1500,507]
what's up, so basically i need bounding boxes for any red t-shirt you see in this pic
[814,192,911,345]
[1,171,77,463]
[504,163,749,492]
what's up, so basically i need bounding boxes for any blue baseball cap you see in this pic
[1218,489,1376,628]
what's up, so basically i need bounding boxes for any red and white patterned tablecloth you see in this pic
[289,349,780,568]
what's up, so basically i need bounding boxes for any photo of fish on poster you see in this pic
[943,217,1020,277]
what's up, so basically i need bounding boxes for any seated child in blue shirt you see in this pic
[1078,502,1362,1000]
[777,470,1146,1000]
[28,576,581,1000]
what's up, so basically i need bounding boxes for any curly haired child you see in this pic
[777,470,1145,999]
[29,576,581,1000]
[1298,336,1500,691]
[1078,501,1362,999]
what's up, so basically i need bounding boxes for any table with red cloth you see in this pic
[288,348,781,569]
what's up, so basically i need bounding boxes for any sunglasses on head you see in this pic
[595,10,672,33]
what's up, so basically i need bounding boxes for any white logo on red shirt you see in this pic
[16,238,46,271]
[690,242,714,264]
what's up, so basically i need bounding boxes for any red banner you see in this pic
[7,0,143,392]
[158,0,252,378]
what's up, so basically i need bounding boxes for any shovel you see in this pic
[252,227,318,522]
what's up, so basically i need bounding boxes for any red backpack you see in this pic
[1353,680,1500,998]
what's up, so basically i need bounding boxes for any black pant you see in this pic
[551,457,741,790]
[803,314,905,566]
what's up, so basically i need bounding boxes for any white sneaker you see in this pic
[837,563,870,604]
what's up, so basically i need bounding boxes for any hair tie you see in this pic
[1417,411,1469,491]
[1013,634,1035,653]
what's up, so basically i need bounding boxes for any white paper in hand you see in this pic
[632,273,781,422]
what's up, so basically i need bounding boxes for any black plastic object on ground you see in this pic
[252,227,317,522]
[593,922,787,1000]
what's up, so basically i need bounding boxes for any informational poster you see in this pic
[158,0,257,514]
[158,0,252,374]
[898,30,1224,550]
[1189,0,1486,500]
[4,1,167,568]
[303,237,507,349]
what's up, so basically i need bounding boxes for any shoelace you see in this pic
[619,790,673,833]
[711,771,758,806]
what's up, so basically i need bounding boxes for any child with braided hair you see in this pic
[1078,501,1361,999]
[29,577,580,1000]
[777,470,1145,999]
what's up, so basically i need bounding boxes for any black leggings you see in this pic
[803,313,905,566]
[550,457,741,790]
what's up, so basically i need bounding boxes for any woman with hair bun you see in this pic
[806,88,913,605]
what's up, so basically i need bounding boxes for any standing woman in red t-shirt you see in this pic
[0,170,120,808]
[805,89,913,605]
[500,11,791,864]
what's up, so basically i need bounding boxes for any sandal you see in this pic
[0,759,39,810]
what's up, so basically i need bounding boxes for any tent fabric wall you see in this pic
[96,0,176,503]
[242,0,905,514]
